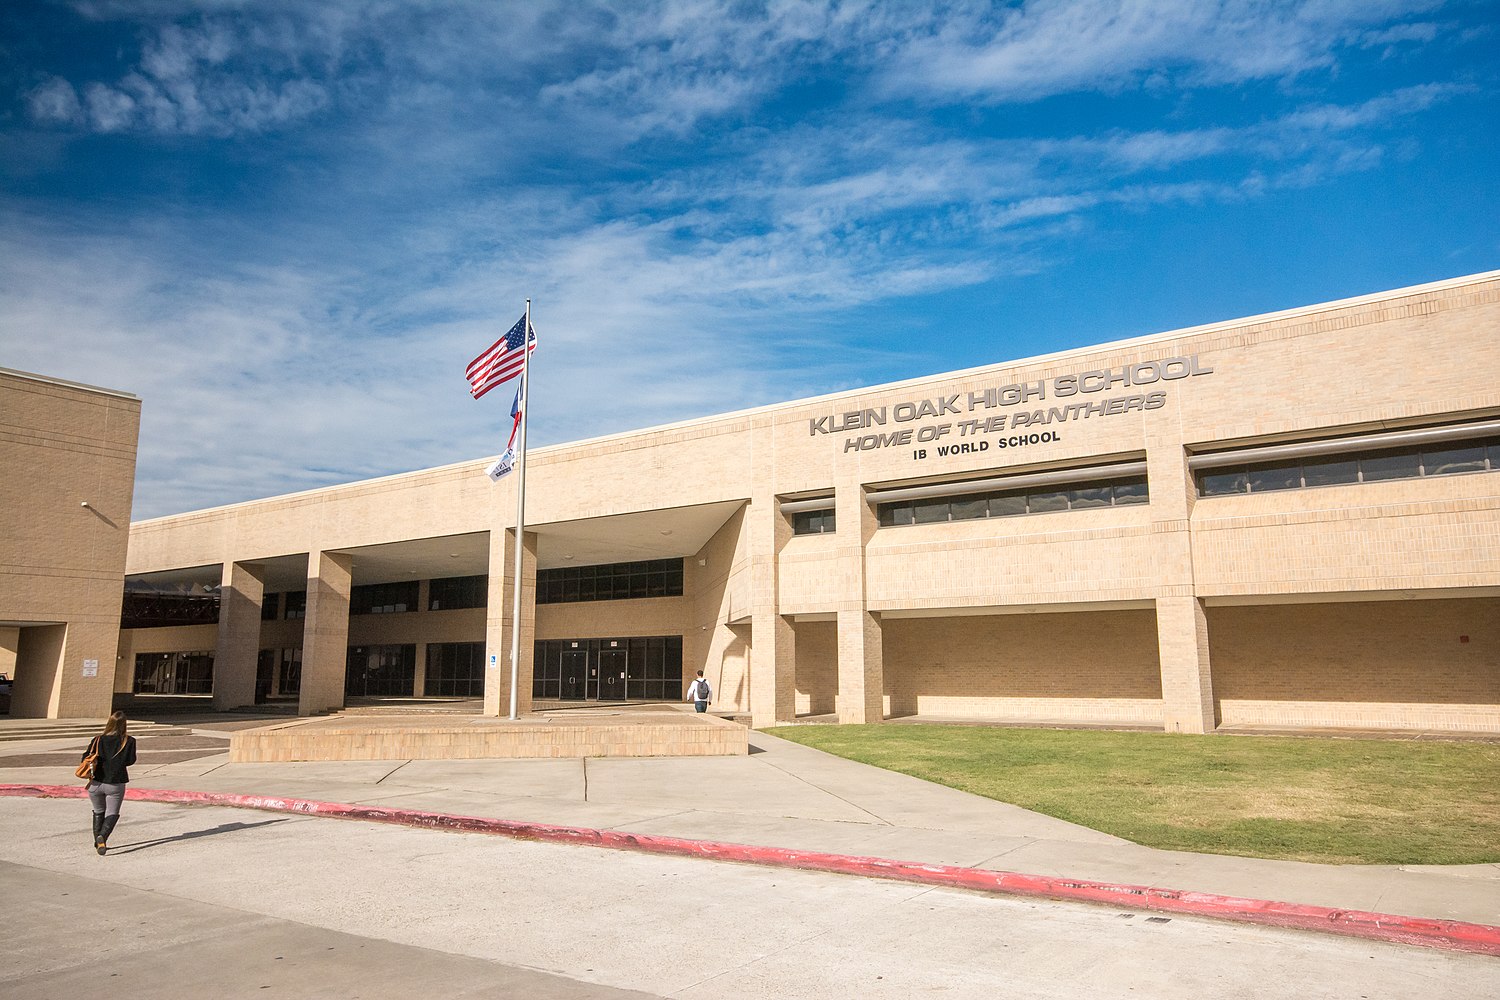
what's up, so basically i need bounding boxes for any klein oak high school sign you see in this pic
[808,354,1215,461]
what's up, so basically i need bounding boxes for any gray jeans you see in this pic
[87,781,125,817]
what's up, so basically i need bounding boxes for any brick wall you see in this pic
[1,370,139,717]
[882,610,1164,723]
[1209,598,1500,730]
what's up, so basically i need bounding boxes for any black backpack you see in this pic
[696,679,711,702]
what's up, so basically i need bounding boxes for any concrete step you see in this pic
[341,699,483,716]
[0,721,177,743]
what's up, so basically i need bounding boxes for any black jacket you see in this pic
[83,734,137,784]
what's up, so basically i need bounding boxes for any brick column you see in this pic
[1146,418,1216,733]
[835,483,883,723]
[212,561,265,711]
[298,550,352,716]
[749,491,796,727]
[1157,595,1216,733]
[484,528,537,717]
[412,579,431,697]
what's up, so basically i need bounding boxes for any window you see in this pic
[278,648,302,696]
[283,590,306,620]
[132,651,214,694]
[261,593,280,621]
[792,509,836,534]
[948,494,988,520]
[1246,462,1301,493]
[350,580,419,615]
[120,592,219,629]
[1300,458,1359,488]
[532,636,683,701]
[345,644,416,696]
[426,642,485,697]
[429,575,486,611]
[1195,433,1500,497]
[877,476,1150,526]
[537,559,684,605]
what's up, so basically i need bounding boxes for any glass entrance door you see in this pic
[560,649,589,700]
[597,648,627,701]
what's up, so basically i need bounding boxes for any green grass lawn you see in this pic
[765,724,1500,865]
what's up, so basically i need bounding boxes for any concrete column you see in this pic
[412,579,431,697]
[1145,413,1216,733]
[834,483,884,723]
[1157,595,1216,733]
[413,642,428,697]
[299,551,352,716]
[484,529,537,717]
[749,491,796,727]
[213,561,265,711]
[836,608,884,724]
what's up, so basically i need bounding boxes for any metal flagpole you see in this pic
[507,299,532,721]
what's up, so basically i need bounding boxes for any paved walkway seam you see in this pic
[5,782,1496,958]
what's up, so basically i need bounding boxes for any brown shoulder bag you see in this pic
[75,737,100,781]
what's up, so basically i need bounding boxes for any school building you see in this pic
[4,271,1498,732]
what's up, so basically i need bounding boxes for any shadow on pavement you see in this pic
[109,817,291,854]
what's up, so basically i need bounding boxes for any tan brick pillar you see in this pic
[1157,595,1216,733]
[412,579,431,697]
[1146,411,1216,733]
[299,551,352,716]
[484,528,537,717]
[213,561,265,711]
[749,491,796,728]
[834,483,883,723]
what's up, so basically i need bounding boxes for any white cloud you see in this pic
[877,0,1448,101]
[27,78,84,124]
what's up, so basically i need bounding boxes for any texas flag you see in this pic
[485,385,523,482]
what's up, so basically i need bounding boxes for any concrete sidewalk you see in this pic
[2,718,1495,932]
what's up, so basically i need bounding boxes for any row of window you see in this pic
[533,636,684,701]
[344,642,490,697]
[126,561,669,629]
[877,476,1149,526]
[536,559,685,605]
[141,637,684,702]
[122,593,220,630]
[1197,436,1500,496]
[140,642,488,699]
[429,575,486,611]
[257,575,489,622]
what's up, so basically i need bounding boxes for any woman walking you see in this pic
[81,711,137,855]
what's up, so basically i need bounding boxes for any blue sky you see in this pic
[1,1,1496,520]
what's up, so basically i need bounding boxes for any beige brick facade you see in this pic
[94,271,1500,732]
[0,369,139,718]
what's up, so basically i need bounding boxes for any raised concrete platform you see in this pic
[228,705,748,762]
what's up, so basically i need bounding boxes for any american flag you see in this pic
[465,314,536,400]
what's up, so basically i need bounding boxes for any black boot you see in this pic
[91,812,104,848]
[97,815,118,856]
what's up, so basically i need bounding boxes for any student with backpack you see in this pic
[686,671,712,713]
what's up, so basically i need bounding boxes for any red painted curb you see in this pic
[5,782,1497,957]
